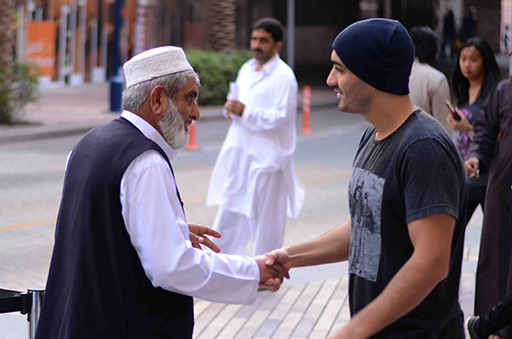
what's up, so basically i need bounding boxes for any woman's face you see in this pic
[459,46,485,81]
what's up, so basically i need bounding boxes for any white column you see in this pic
[91,12,106,83]
[287,0,295,69]
[133,5,146,54]
[35,8,43,21]
[16,5,25,62]
[70,0,86,85]
[68,0,78,84]
[58,4,69,83]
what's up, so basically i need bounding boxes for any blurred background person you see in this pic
[206,18,305,256]
[460,6,478,44]
[504,24,511,55]
[441,9,456,59]
[465,77,512,338]
[409,26,452,134]
[447,37,500,224]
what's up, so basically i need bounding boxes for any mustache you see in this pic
[252,48,263,54]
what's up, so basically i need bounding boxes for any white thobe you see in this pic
[117,111,259,304]
[206,54,305,254]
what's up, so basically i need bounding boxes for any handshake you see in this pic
[254,250,292,291]
[187,222,293,292]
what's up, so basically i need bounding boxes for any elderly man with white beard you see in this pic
[36,46,287,339]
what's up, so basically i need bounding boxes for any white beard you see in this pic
[158,99,189,150]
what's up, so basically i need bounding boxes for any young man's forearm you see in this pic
[285,219,351,268]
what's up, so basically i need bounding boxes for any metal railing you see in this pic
[0,288,44,339]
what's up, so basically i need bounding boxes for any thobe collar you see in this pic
[248,53,280,75]
[121,110,185,214]
[121,110,178,162]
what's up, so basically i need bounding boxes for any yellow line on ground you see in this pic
[0,219,56,231]
[302,173,351,184]
[182,195,207,203]
[0,174,350,231]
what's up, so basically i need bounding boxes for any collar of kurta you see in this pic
[120,110,178,161]
[249,53,279,74]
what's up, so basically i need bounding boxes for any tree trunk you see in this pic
[0,0,14,71]
[206,0,236,52]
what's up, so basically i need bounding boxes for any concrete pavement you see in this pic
[0,82,483,338]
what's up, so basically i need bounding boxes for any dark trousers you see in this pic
[476,294,512,336]
[475,187,512,336]
[466,177,487,224]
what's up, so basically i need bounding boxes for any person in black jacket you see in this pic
[465,77,512,338]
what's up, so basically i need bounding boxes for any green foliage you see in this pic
[185,49,252,106]
[0,62,39,124]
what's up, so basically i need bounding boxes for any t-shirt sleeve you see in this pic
[401,138,463,224]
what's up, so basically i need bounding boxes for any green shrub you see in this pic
[0,62,39,124]
[185,49,251,106]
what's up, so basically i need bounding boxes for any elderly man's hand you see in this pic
[187,222,221,252]
[224,99,245,117]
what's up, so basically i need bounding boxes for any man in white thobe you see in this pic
[206,18,305,256]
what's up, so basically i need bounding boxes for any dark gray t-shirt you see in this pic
[348,110,467,338]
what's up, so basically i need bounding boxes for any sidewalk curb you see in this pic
[0,124,100,144]
[0,99,338,144]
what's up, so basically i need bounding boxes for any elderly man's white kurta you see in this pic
[206,54,305,255]
[118,111,260,304]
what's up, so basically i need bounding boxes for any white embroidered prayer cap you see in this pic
[123,46,193,89]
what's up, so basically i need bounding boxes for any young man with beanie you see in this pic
[36,46,286,339]
[263,18,467,338]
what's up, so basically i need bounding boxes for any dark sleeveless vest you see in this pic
[36,118,194,339]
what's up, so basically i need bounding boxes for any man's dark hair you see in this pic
[253,18,283,42]
[410,26,438,65]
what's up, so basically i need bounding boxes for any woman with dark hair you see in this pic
[447,37,500,223]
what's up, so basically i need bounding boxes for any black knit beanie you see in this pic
[332,18,414,95]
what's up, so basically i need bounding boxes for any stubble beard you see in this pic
[252,49,273,64]
[337,86,372,114]
[158,99,189,150]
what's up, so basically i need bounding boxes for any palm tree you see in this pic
[0,0,14,71]
[206,0,236,52]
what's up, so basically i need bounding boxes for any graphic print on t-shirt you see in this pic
[349,167,385,282]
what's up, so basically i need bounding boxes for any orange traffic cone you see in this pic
[186,122,199,150]
[302,85,311,134]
